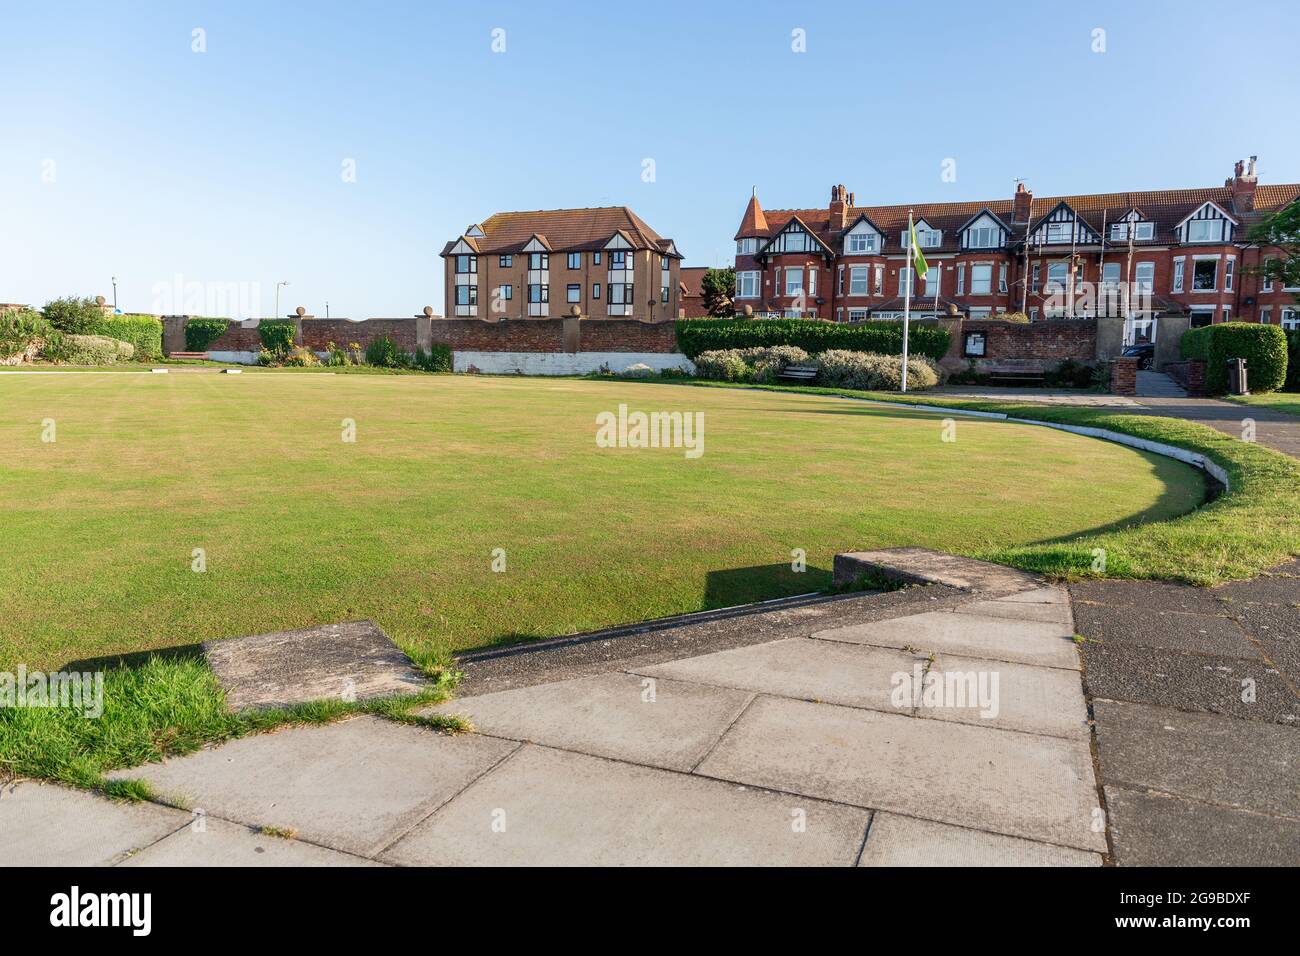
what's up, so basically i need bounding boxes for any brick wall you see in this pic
[1111,355,1138,395]
[1164,359,1207,397]
[946,318,1097,372]
[301,319,417,351]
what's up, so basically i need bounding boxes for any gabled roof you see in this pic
[843,212,886,235]
[756,214,836,258]
[958,208,1011,233]
[440,206,678,257]
[1175,200,1239,228]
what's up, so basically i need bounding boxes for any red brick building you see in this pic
[732,159,1299,341]
[441,206,682,323]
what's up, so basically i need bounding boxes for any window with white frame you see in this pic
[956,265,965,295]
[924,266,939,296]
[1187,219,1225,243]
[846,231,878,253]
[1032,263,1040,292]
[848,308,868,321]
[1281,307,1300,330]
[873,265,884,295]
[1172,258,1185,292]
[898,267,912,296]
[966,224,999,248]
[1192,259,1217,291]
[736,238,756,255]
[1110,221,1155,241]
[1262,258,1274,292]
[784,230,808,252]
[968,307,992,319]
[1260,306,1272,324]
[808,268,817,296]
[1102,262,1121,287]
[837,265,844,294]
[1225,257,1235,292]
[785,268,804,296]
[970,264,992,295]
[1045,221,1075,244]
[1134,262,1154,293]
[902,227,940,249]
[847,266,867,295]
[998,263,1008,293]
[735,271,759,298]
[1029,307,1039,322]
[1046,262,1068,290]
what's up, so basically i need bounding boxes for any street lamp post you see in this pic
[111,276,117,312]
[275,281,290,318]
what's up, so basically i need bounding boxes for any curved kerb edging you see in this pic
[842,397,1232,492]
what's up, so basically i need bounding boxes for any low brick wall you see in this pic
[1111,355,1138,395]
[301,319,419,352]
[1164,359,1207,397]
[952,319,1097,373]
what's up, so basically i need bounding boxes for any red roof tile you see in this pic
[441,206,677,257]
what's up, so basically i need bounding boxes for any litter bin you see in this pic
[1227,357,1248,395]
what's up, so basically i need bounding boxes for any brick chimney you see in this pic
[1012,182,1033,225]
[1227,155,1258,213]
[829,184,849,230]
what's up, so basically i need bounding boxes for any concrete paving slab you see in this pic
[1092,698,1299,816]
[1069,579,1233,616]
[858,812,1101,866]
[111,716,518,857]
[813,610,1080,670]
[1226,601,1300,682]
[119,815,383,867]
[1105,786,1300,867]
[998,587,1068,605]
[422,672,752,772]
[0,782,187,866]
[954,599,1073,627]
[833,547,1042,593]
[635,638,923,713]
[1081,643,1296,724]
[204,620,429,712]
[697,696,1105,851]
[382,744,870,866]
[1072,603,1258,658]
[1212,573,1300,607]
[921,653,1090,739]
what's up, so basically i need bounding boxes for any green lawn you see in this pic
[0,372,1203,672]
[1227,391,1300,418]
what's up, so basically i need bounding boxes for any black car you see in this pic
[1122,343,1155,370]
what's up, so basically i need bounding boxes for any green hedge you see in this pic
[94,314,162,359]
[258,319,297,354]
[675,318,950,362]
[1286,329,1300,392]
[1181,322,1288,394]
[185,318,232,352]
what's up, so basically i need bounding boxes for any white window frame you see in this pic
[848,308,868,322]
[736,238,756,255]
[846,232,877,254]
[1134,261,1154,294]
[808,268,817,296]
[998,263,1008,293]
[1172,258,1185,293]
[784,267,804,296]
[735,270,759,298]
[1191,257,1218,292]
[956,265,965,295]
[1186,219,1225,243]
[898,267,913,296]
[873,265,884,295]
[966,225,999,248]
[849,265,869,295]
[924,266,939,297]
[1225,256,1235,292]
[1280,307,1300,330]
[970,263,992,295]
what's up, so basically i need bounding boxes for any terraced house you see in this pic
[733,158,1300,342]
[441,206,683,322]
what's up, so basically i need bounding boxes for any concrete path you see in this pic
[1135,370,1188,398]
[2,561,1107,866]
[1122,394,1300,458]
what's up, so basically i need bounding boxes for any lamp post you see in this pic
[275,280,290,318]
[111,276,118,312]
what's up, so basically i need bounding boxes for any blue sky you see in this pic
[3,0,1298,318]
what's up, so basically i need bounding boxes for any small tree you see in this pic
[701,267,736,318]
[42,296,105,334]
[1248,201,1300,298]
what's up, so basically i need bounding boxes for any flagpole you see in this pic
[902,211,912,393]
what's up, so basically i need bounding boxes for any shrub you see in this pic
[258,319,297,356]
[364,335,406,368]
[42,296,105,334]
[1044,359,1095,389]
[412,343,452,372]
[693,349,752,381]
[1285,329,1300,391]
[1,308,52,361]
[283,346,319,367]
[96,314,162,359]
[815,350,939,392]
[997,312,1031,324]
[185,318,231,352]
[676,318,950,363]
[1181,322,1288,394]
[41,334,134,366]
[740,345,812,383]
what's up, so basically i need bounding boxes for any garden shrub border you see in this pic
[185,318,232,352]
[1180,321,1288,394]
[675,317,950,363]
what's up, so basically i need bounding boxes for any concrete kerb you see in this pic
[828,393,1232,492]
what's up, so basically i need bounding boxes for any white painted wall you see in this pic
[453,351,694,376]
[208,350,260,364]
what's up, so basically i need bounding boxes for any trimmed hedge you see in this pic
[1181,322,1288,394]
[1286,329,1300,392]
[185,318,231,352]
[675,318,950,362]
[95,314,162,359]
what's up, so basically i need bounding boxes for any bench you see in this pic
[985,369,1046,387]
[167,351,208,360]
[779,364,819,382]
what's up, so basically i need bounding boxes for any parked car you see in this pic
[1122,343,1155,370]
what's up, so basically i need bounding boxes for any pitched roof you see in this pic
[735,193,768,239]
[441,206,679,257]
[742,183,1300,255]
[679,266,709,299]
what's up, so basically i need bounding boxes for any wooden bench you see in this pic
[985,369,1046,387]
[167,351,209,360]
[779,365,819,382]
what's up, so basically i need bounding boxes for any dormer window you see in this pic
[1110,221,1154,241]
[455,255,477,274]
[966,225,999,248]
[902,226,940,249]
[784,229,808,252]
[846,232,878,253]
[1187,219,1225,243]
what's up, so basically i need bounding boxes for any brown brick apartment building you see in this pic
[441,207,682,322]
[733,158,1299,341]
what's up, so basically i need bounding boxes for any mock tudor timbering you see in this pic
[733,158,1300,336]
[440,206,683,323]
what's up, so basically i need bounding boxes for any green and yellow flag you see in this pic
[909,218,929,280]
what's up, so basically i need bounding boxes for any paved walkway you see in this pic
[2,565,1109,866]
[1124,394,1300,458]
[1135,370,1187,398]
